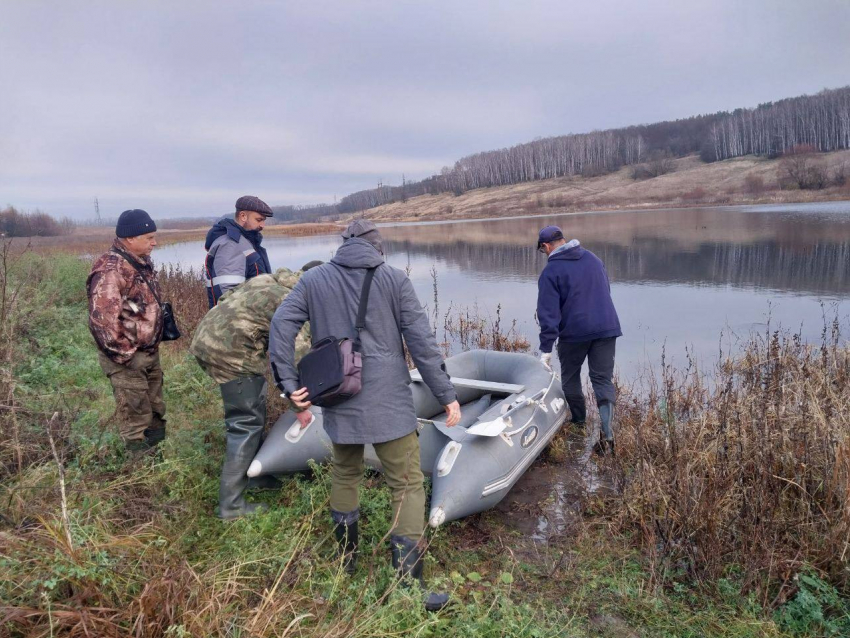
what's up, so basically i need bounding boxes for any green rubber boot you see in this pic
[217,376,269,520]
[593,402,615,456]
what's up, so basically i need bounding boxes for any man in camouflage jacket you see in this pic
[87,209,166,453]
[190,263,319,519]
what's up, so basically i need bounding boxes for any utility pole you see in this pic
[93,197,101,225]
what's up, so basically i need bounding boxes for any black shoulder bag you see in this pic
[115,248,181,342]
[295,265,377,407]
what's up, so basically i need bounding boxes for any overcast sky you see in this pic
[2,0,849,220]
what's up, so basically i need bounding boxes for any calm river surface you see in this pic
[155,202,850,383]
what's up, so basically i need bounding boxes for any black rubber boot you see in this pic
[143,425,166,447]
[125,438,154,459]
[332,510,359,575]
[390,535,449,612]
[217,376,269,520]
[569,418,586,433]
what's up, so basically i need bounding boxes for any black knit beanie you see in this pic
[116,209,157,238]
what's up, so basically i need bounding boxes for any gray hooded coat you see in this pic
[269,238,457,444]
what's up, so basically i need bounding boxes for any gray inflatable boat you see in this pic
[247,350,568,526]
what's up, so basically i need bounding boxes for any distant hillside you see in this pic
[353,150,850,223]
[274,86,850,221]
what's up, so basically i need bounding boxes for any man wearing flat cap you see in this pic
[269,219,459,611]
[536,225,622,455]
[203,195,274,308]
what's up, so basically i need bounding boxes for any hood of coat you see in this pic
[204,217,263,250]
[331,237,385,269]
[548,241,585,261]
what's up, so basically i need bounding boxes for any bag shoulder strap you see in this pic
[113,247,162,307]
[353,266,378,352]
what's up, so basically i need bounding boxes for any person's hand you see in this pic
[539,352,553,371]
[289,387,312,410]
[295,409,313,429]
[444,400,461,427]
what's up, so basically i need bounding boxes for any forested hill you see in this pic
[273,85,850,222]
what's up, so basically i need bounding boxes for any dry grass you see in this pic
[440,303,530,355]
[19,222,343,256]
[610,320,850,600]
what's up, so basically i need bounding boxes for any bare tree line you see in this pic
[0,207,75,237]
[287,85,850,220]
[708,87,850,161]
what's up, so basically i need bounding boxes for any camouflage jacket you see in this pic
[87,239,164,364]
[190,268,311,384]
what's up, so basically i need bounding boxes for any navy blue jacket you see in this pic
[203,218,272,308]
[537,243,622,352]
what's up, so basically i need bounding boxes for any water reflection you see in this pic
[153,202,850,379]
[380,206,850,296]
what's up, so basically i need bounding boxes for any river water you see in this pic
[155,201,850,538]
[156,201,850,383]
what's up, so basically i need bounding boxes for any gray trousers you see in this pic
[557,337,617,424]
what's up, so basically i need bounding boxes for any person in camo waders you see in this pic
[189,262,322,520]
[87,209,166,456]
[204,195,274,308]
[535,225,622,455]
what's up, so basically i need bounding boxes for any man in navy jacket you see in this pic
[203,196,273,308]
[536,226,622,454]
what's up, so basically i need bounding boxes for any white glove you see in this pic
[539,352,553,371]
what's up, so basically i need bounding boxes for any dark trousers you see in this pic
[557,337,617,424]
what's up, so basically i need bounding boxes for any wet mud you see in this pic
[494,422,616,541]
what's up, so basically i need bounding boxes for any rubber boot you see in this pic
[217,376,269,520]
[143,425,166,448]
[390,535,449,612]
[593,402,615,456]
[125,438,154,460]
[332,509,359,575]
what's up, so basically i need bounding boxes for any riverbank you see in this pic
[18,221,343,255]
[1,249,847,637]
[352,151,850,223]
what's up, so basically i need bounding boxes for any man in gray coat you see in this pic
[269,220,460,611]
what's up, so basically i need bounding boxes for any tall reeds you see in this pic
[611,320,850,597]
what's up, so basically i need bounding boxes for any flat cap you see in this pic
[235,195,273,217]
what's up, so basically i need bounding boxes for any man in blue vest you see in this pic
[204,196,273,308]
[536,225,622,455]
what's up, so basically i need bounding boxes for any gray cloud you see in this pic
[2,0,849,219]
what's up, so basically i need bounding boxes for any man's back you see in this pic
[270,236,455,444]
[537,243,621,349]
[191,269,305,383]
